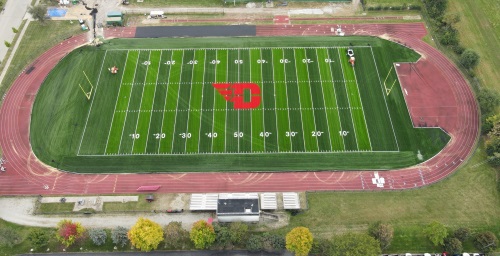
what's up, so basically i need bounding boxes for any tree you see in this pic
[262,233,285,252]
[459,49,480,69]
[473,231,498,253]
[423,0,447,19]
[128,217,164,252]
[423,221,448,246]
[368,222,394,250]
[453,227,471,242]
[111,226,129,248]
[246,235,263,252]
[27,229,49,250]
[89,228,107,246]
[444,237,462,254]
[477,89,500,117]
[329,232,382,256]
[27,5,48,23]
[213,223,231,249]
[189,220,215,249]
[229,222,248,246]
[56,219,85,247]
[0,228,22,248]
[285,227,314,256]
[164,221,189,249]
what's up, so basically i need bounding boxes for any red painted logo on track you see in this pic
[212,83,261,109]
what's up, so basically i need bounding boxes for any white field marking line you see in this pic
[326,49,346,151]
[121,80,358,85]
[224,49,228,153]
[114,106,363,113]
[350,51,373,151]
[183,50,197,153]
[85,149,401,157]
[259,49,267,151]
[104,50,130,154]
[237,49,240,152]
[144,50,163,153]
[248,49,252,153]
[314,48,334,151]
[117,51,141,153]
[197,50,207,153]
[210,50,218,153]
[157,50,174,153]
[336,48,360,150]
[302,49,321,152]
[370,47,400,151]
[130,51,153,153]
[106,46,373,52]
[271,49,280,152]
[77,50,108,155]
[281,49,293,151]
[292,49,308,152]
[170,50,186,153]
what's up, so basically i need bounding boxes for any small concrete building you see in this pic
[217,193,259,222]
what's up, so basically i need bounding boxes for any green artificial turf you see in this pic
[30,36,449,173]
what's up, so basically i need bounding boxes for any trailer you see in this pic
[149,10,165,19]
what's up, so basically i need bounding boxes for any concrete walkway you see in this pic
[0,0,32,64]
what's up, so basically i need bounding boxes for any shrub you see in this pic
[477,89,500,117]
[473,231,498,253]
[12,27,18,33]
[88,228,107,246]
[189,220,215,249]
[329,232,382,256]
[368,222,394,250]
[56,219,85,247]
[451,45,465,54]
[4,41,11,48]
[444,237,463,254]
[246,235,263,252]
[111,226,129,247]
[213,223,231,249]
[423,221,448,246]
[310,238,331,255]
[164,221,189,249]
[27,229,49,250]
[262,233,285,252]
[0,228,22,247]
[459,49,480,69]
[286,227,314,256]
[229,222,248,246]
[453,227,471,242]
[128,218,164,252]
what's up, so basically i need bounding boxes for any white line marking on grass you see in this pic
[106,46,373,52]
[117,51,141,153]
[144,50,163,153]
[157,50,173,153]
[370,47,399,151]
[224,50,228,153]
[170,50,186,153]
[292,49,307,152]
[271,49,280,152]
[210,50,218,153]
[183,50,196,153]
[302,49,320,151]
[350,52,372,151]
[197,50,207,153]
[282,49,293,151]
[326,49,346,151]
[237,49,240,153]
[248,50,252,153]
[315,48,333,151]
[130,51,152,153]
[104,50,129,154]
[337,48,360,150]
[77,50,108,156]
[259,49,267,152]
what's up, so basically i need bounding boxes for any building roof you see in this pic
[107,11,123,17]
[260,193,277,210]
[217,198,259,215]
[190,194,218,211]
[283,192,301,209]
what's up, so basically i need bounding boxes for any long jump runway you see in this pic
[0,23,478,195]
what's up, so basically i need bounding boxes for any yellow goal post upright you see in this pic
[383,66,397,96]
[78,71,94,100]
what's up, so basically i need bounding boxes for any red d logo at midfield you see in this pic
[212,83,261,109]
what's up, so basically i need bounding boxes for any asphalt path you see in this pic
[0,0,32,63]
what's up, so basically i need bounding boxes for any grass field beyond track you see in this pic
[30,37,449,173]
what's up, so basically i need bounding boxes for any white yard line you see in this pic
[326,49,346,151]
[117,51,141,154]
[224,50,228,153]
[315,48,334,151]
[336,48,360,150]
[248,50,252,153]
[170,50,186,153]
[270,49,280,152]
[130,51,153,153]
[157,50,174,154]
[183,50,197,153]
[210,50,218,153]
[281,49,293,151]
[237,49,240,152]
[370,47,400,151]
[77,50,108,155]
[104,50,130,154]
[144,50,163,153]
[197,50,207,153]
[302,49,320,152]
[350,54,373,151]
[259,49,267,151]
[292,49,308,152]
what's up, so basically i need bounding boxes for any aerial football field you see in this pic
[30,37,449,172]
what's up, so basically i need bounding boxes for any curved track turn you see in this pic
[0,23,478,195]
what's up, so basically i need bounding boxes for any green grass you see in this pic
[366,0,420,6]
[447,0,500,94]
[38,203,75,214]
[281,145,500,252]
[30,36,448,173]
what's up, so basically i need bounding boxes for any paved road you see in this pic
[0,0,32,64]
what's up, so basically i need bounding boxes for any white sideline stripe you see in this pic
[130,51,153,153]
[104,50,129,154]
[144,50,163,153]
[77,50,108,156]
[107,46,373,51]
[326,49,346,151]
[370,47,400,151]
[314,48,334,151]
[336,48,360,150]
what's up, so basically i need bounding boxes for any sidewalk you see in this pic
[0,0,32,64]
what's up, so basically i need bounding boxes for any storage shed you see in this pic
[217,193,260,222]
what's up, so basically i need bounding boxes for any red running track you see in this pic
[0,23,478,195]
